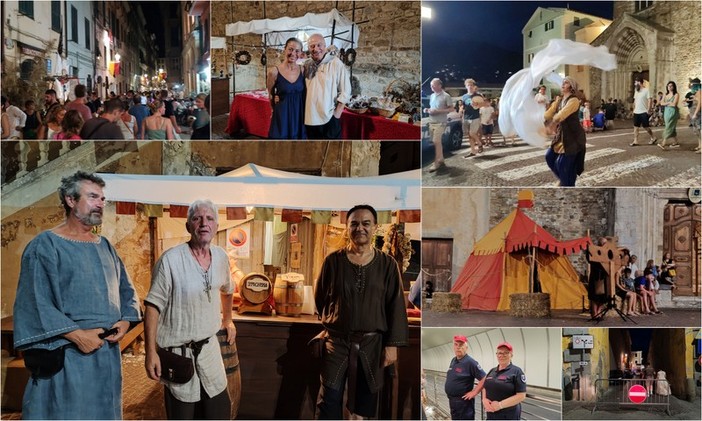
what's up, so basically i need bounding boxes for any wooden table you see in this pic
[232,312,420,419]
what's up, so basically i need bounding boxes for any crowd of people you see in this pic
[423,75,702,186]
[266,34,351,140]
[588,237,678,320]
[1,87,210,141]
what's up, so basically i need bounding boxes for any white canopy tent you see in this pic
[98,163,419,211]
[224,9,360,50]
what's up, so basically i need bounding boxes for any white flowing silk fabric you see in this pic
[499,39,617,146]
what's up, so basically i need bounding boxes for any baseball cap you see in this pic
[453,335,467,343]
[496,341,513,351]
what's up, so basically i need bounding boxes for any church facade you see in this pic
[589,0,701,114]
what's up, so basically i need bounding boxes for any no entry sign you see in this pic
[628,384,647,403]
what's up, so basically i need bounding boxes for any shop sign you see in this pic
[572,335,594,349]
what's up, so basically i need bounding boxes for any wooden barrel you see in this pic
[273,274,305,316]
[217,330,241,419]
[240,272,272,304]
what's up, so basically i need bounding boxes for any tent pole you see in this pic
[531,246,537,293]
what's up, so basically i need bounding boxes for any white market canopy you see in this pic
[98,164,419,211]
[224,8,360,50]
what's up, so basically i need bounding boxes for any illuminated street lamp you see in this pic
[421,6,432,19]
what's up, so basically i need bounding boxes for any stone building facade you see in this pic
[589,0,701,113]
[211,1,420,102]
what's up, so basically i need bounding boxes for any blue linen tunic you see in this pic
[13,231,141,420]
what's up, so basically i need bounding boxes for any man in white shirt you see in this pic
[2,96,27,139]
[424,78,453,172]
[630,76,658,146]
[304,33,351,139]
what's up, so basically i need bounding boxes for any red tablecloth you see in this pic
[226,92,420,140]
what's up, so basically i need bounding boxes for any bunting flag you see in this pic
[226,207,247,220]
[398,210,421,223]
[376,210,392,224]
[253,207,274,221]
[142,204,163,217]
[108,61,120,76]
[281,209,303,223]
[310,210,332,224]
[339,211,348,224]
[115,201,135,215]
[169,205,189,218]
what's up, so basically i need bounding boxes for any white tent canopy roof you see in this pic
[98,164,419,211]
[225,9,360,50]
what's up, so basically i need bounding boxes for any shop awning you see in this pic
[98,163,419,211]
[225,9,360,50]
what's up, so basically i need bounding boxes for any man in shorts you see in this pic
[461,79,486,158]
[630,76,657,146]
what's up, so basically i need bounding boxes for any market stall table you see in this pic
[226,91,420,140]
[231,312,420,419]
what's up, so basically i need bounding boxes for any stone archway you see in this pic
[593,14,675,108]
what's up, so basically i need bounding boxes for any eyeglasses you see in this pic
[496,351,511,356]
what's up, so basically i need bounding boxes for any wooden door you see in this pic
[663,203,701,296]
[422,238,453,292]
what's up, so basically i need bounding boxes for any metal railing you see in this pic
[592,378,671,415]
[423,370,560,420]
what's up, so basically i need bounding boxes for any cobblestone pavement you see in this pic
[422,308,701,328]
[423,120,701,187]
[1,352,165,420]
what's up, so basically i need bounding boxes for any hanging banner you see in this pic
[227,224,250,259]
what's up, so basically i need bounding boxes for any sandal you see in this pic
[629,142,639,147]
[658,144,668,151]
[648,138,658,145]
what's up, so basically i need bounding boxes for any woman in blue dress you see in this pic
[267,37,306,139]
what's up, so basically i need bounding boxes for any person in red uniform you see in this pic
[482,342,527,420]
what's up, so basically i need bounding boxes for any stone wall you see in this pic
[611,1,701,116]
[422,188,490,286]
[490,189,615,274]
[211,1,420,99]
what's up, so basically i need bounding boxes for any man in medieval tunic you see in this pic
[314,204,409,419]
[13,171,141,419]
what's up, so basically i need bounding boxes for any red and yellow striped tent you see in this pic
[451,207,591,311]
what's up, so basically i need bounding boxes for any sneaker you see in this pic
[428,161,444,172]
[668,143,680,148]
[648,138,658,145]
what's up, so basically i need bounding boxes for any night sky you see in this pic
[422,1,614,86]
[136,1,169,54]
[628,328,653,362]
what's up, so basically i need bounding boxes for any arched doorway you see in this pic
[663,202,701,296]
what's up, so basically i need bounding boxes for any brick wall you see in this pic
[490,189,616,273]
[212,1,420,98]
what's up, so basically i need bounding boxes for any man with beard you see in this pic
[315,204,408,419]
[629,77,658,146]
[13,171,141,419]
[303,33,351,139]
